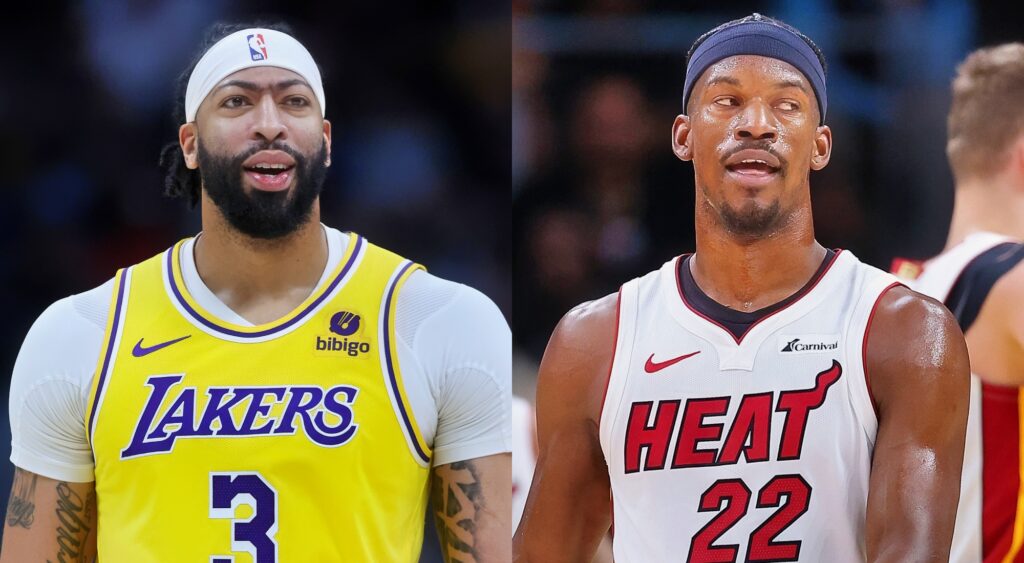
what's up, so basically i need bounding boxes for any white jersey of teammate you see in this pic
[599,250,899,562]
[906,231,1017,563]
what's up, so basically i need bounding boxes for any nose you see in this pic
[734,100,777,141]
[251,94,287,143]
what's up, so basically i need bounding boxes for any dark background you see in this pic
[0,1,508,560]
[511,0,1024,396]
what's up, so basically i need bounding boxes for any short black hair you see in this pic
[683,14,827,116]
[158,21,300,208]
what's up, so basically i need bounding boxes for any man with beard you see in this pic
[514,14,970,562]
[0,23,510,562]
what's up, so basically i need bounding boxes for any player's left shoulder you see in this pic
[396,269,510,368]
[865,284,969,401]
[400,270,508,329]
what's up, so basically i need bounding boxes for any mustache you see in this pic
[231,142,308,168]
[719,141,788,170]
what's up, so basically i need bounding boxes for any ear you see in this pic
[323,118,333,168]
[1007,137,1024,189]
[672,115,693,162]
[810,124,832,171]
[179,123,199,170]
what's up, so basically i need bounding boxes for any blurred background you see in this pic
[0,1,507,560]
[512,0,1023,400]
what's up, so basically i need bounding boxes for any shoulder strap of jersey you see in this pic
[599,280,639,457]
[373,244,432,466]
[85,267,132,448]
[946,242,1024,332]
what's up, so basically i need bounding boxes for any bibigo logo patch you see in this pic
[315,310,371,357]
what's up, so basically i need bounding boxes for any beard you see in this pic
[708,190,784,238]
[197,140,328,240]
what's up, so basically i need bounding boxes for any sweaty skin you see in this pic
[514,54,969,562]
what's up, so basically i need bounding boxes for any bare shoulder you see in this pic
[536,292,620,427]
[983,257,1024,330]
[548,292,619,355]
[865,285,969,410]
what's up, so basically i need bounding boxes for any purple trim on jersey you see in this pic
[383,260,431,464]
[88,269,128,442]
[165,235,364,339]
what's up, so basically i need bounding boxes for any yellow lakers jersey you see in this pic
[85,233,432,562]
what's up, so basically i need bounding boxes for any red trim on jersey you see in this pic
[675,250,844,345]
[600,288,622,546]
[529,404,538,460]
[597,286,623,427]
[609,491,615,542]
[860,282,903,416]
[981,383,1020,561]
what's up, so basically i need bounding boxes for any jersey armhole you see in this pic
[85,267,132,452]
[844,277,902,446]
[379,260,433,467]
[599,281,638,460]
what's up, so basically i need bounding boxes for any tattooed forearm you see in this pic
[432,460,483,563]
[6,467,38,529]
[48,482,95,563]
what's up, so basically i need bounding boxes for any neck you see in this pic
[946,177,1024,249]
[195,195,328,322]
[691,199,825,311]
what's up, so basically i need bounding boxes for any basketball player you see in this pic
[514,14,970,561]
[893,43,1024,563]
[1,23,511,562]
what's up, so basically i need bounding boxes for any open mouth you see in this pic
[242,151,297,192]
[722,148,783,187]
[725,159,780,178]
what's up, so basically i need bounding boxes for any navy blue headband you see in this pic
[682,18,827,124]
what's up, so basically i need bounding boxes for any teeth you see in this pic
[740,159,768,165]
[252,163,289,170]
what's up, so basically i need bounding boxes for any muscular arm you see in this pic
[865,286,970,562]
[432,452,511,562]
[513,294,617,562]
[0,467,97,563]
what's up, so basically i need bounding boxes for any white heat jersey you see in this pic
[599,251,900,563]
[906,231,1017,563]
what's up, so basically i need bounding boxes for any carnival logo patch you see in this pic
[779,334,840,354]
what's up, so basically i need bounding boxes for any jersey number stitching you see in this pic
[687,475,812,563]
[210,472,279,563]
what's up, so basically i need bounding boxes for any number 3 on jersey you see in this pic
[210,472,279,563]
[688,475,811,563]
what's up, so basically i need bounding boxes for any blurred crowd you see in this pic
[512,0,1019,391]
[1,1,507,560]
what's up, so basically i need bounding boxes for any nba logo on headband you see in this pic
[185,28,325,121]
[247,33,268,61]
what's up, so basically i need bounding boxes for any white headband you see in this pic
[184,28,326,122]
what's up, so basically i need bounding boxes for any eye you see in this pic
[285,96,311,107]
[222,95,249,109]
[713,97,739,107]
[776,100,800,111]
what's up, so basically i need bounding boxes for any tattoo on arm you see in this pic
[6,467,38,529]
[49,482,95,563]
[432,460,483,563]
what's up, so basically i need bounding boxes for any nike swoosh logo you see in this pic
[644,351,701,373]
[132,335,191,358]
